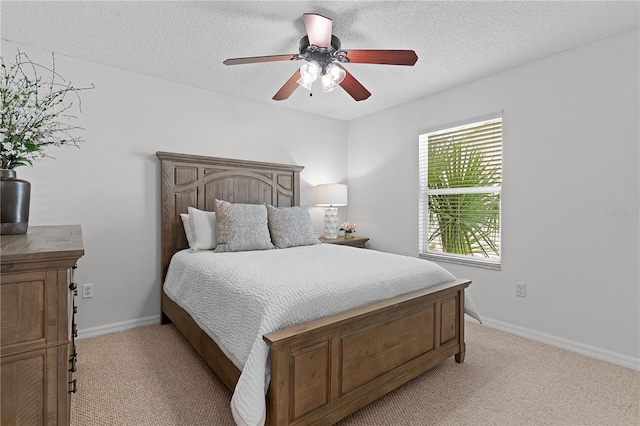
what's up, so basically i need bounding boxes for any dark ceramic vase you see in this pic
[1,169,31,235]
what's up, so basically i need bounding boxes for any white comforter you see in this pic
[163,243,479,426]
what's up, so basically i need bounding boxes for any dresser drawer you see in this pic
[1,270,71,356]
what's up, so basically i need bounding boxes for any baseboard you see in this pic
[481,317,640,371]
[76,315,161,340]
[76,314,640,371]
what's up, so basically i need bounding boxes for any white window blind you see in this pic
[419,117,502,269]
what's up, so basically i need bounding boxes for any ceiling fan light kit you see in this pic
[320,63,346,92]
[223,13,418,102]
[296,62,319,90]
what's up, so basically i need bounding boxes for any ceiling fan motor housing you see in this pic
[298,35,342,53]
[298,35,346,68]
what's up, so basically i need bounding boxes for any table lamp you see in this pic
[315,183,348,239]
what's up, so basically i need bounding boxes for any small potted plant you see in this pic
[340,221,356,239]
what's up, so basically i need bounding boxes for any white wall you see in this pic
[1,40,349,330]
[3,29,638,367]
[347,29,640,363]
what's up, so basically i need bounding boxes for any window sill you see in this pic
[419,252,501,271]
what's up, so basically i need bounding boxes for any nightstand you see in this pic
[320,235,369,248]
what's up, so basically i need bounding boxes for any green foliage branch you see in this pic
[0,51,94,169]
[427,139,501,258]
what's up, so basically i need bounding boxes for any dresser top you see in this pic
[1,225,84,265]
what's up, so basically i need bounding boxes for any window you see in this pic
[419,116,502,269]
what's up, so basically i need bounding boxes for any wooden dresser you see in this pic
[1,225,84,426]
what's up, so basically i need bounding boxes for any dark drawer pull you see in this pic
[72,323,78,338]
[69,379,77,394]
[72,264,78,270]
[69,355,77,373]
[73,305,78,314]
[69,282,77,291]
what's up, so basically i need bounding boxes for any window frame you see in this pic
[418,113,503,270]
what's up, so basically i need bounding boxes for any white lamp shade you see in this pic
[315,184,348,207]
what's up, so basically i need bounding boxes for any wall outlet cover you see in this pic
[82,283,94,299]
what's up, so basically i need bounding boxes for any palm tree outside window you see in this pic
[418,116,502,269]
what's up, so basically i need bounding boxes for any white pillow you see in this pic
[187,207,217,251]
[180,213,194,248]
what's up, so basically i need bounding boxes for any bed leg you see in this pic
[455,288,466,363]
[455,343,466,363]
[161,311,172,325]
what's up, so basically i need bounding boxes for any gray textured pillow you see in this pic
[267,205,320,249]
[213,200,274,253]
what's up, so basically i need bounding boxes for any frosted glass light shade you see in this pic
[315,184,347,207]
[321,72,339,92]
[321,63,346,92]
[297,61,320,91]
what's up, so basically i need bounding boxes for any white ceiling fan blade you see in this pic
[303,13,332,48]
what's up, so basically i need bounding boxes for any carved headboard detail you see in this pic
[156,151,304,279]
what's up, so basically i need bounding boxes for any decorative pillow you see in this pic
[213,200,274,253]
[180,213,195,248]
[187,207,217,251]
[267,205,320,249]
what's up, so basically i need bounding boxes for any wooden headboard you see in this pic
[156,151,304,279]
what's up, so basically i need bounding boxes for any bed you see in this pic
[156,151,472,426]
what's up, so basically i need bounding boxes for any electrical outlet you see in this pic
[516,282,526,298]
[82,283,94,299]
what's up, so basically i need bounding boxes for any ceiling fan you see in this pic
[223,13,418,102]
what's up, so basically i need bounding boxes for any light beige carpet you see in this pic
[71,322,639,426]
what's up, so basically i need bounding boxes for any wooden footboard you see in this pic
[263,279,469,425]
[163,278,469,426]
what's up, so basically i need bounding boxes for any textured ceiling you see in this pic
[1,1,638,121]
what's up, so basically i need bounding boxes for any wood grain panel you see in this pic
[204,177,273,206]
[276,192,293,207]
[2,281,20,345]
[277,175,292,191]
[174,189,197,249]
[1,275,45,346]
[264,280,470,425]
[57,344,71,424]
[174,188,198,211]
[174,166,197,185]
[339,308,434,395]
[0,226,84,272]
[55,269,71,351]
[45,270,59,347]
[440,297,457,345]
[291,342,330,420]
[21,280,45,343]
[1,351,45,426]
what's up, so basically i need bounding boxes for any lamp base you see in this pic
[323,207,338,239]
